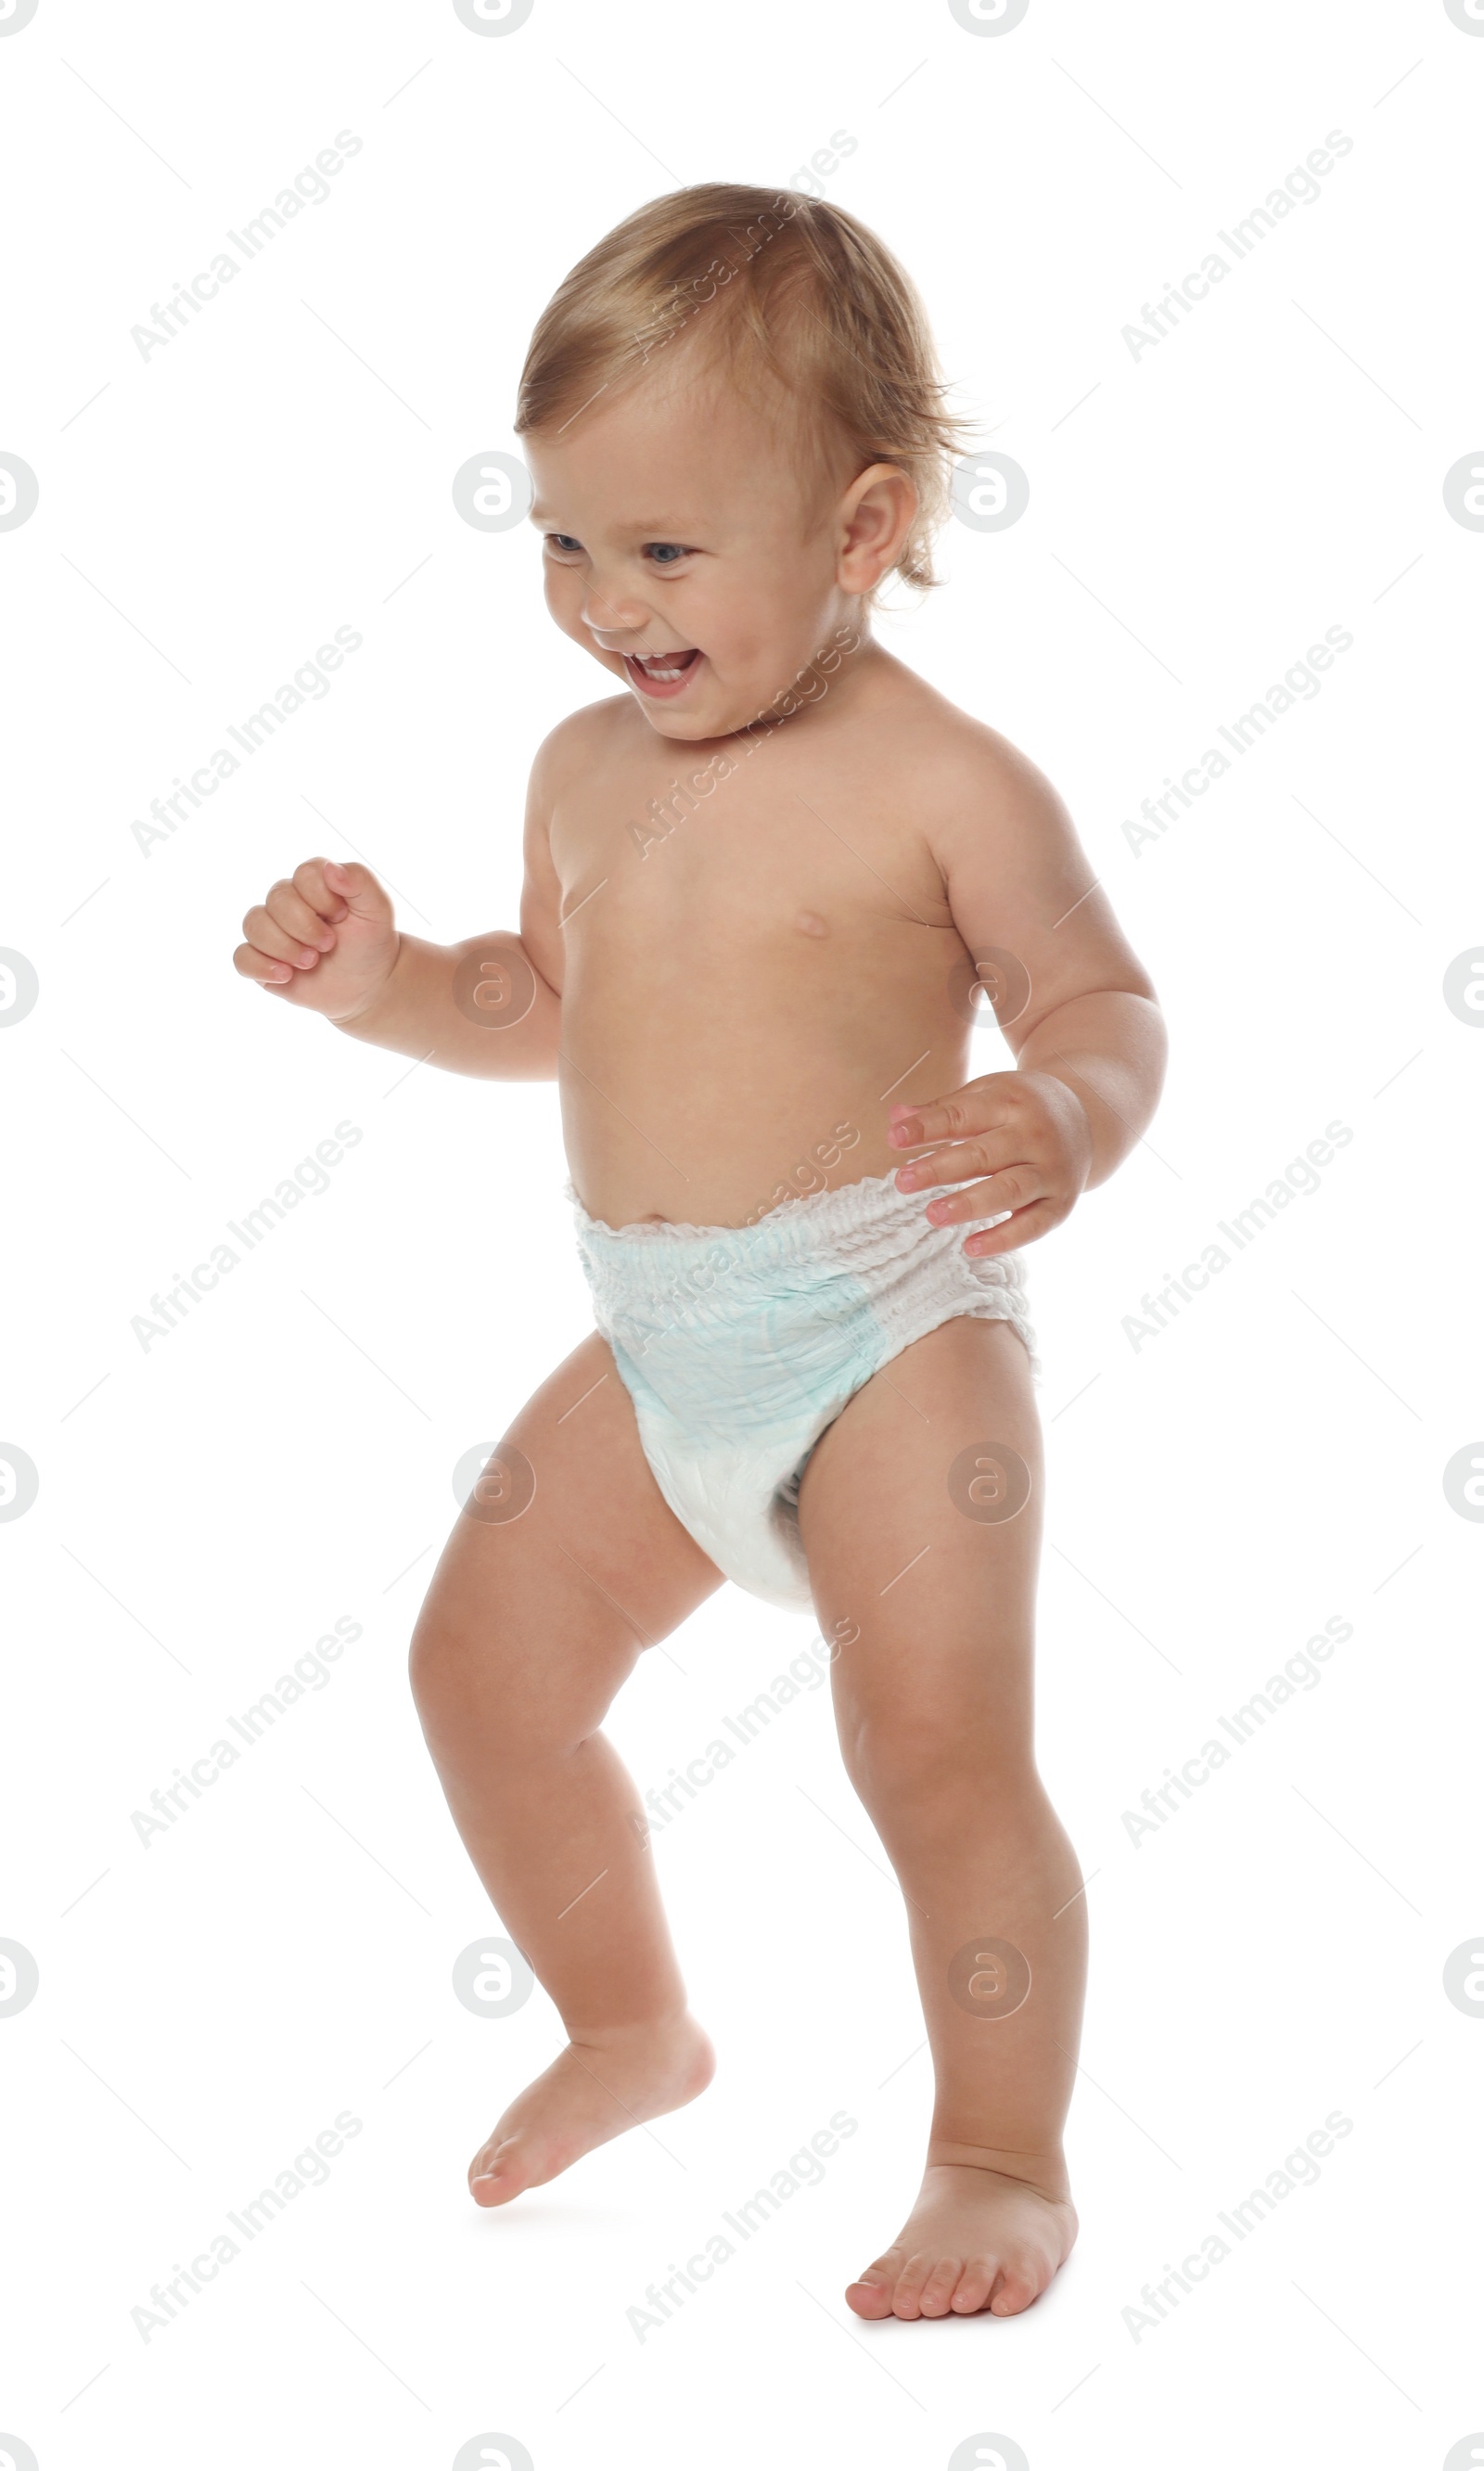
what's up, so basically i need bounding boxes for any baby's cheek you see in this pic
[544,571,584,636]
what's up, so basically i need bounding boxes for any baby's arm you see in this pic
[892,732,1167,1252]
[232,732,565,1079]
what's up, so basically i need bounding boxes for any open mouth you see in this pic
[623,647,702,699]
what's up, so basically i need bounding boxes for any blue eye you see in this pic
[545,534,582,555]
[646,543,690,566]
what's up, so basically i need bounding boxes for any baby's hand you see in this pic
[233,858,398,1023]
[888,1070,1094,1256]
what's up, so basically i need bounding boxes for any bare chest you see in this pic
[549,726,952,981]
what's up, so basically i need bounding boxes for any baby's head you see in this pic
[516,185,966,741]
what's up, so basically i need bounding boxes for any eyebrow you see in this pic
[529,505,700,533]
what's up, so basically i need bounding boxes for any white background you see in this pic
[3,1,1482,2465]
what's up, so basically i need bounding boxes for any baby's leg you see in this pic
[797,1314,1085,2320]
[409,1331,723,2206]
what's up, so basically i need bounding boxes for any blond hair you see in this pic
[515,184,970,595]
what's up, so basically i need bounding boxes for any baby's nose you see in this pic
[582,583,651,645]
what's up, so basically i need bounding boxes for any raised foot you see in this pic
[468,2011,715,2209]
[846,2162,1078,2321]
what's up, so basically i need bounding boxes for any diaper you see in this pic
[569,1165,1038,1612]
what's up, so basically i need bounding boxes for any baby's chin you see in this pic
[632,701,734,742]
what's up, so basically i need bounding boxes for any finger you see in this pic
[888,1078,1016,1149]
[313,856,393,926]
[923,1166,1045,1227]
[232,940,295,988]
[290,855,352,927]
[239,903,326,970]
[265,878,338,952]
[961,1195,1060,1257]
[894,1130,1024,1191]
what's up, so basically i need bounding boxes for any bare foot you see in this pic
[846,2162,1078,2320]
[467,2011,715,2207]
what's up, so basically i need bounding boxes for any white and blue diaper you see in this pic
[569,1166,1038,1612]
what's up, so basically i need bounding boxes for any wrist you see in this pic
[1022,1065,1097,1183]
[326,932,404,1031]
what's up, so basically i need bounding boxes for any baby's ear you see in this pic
[838,463,917,593]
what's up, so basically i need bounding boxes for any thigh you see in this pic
[796,1316,1043,1781]
[411,1329,724,1746]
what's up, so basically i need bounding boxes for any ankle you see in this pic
[569,2006,701,2056]
[926,2139,1071,2201]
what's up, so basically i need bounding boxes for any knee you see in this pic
[407,1597,465,1693]
[407,1606,519,1735]
[407,1610,470,1735]
[406,1604,600,1766]
[841,1709,1034,1829]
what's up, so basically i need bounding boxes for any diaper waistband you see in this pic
[567,1163,1025,1304]
[569,1163,916,1260]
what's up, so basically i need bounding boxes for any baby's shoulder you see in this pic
[870,669,1061,833]
[529,693,633,800]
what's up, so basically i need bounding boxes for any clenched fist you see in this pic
[234,858,398,1024]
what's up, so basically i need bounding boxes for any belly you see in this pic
[558,939,977,1227]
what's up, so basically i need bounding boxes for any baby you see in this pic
[235,185,1165,2323]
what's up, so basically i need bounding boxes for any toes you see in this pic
[468,2132,516,2179]
[988,2257,1043,2315]
[889,2251,939,2320]
[916,2256,965,2318]
[468,2134,519,2204]
[949,2257,1000,2314]
[847,2214,1064,2323]
[844,2247,905,2319]
[851,2247,982,2323]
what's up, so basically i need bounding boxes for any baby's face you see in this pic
[526,357,853,743]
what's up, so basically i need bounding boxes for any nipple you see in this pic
[796,910,829,938]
